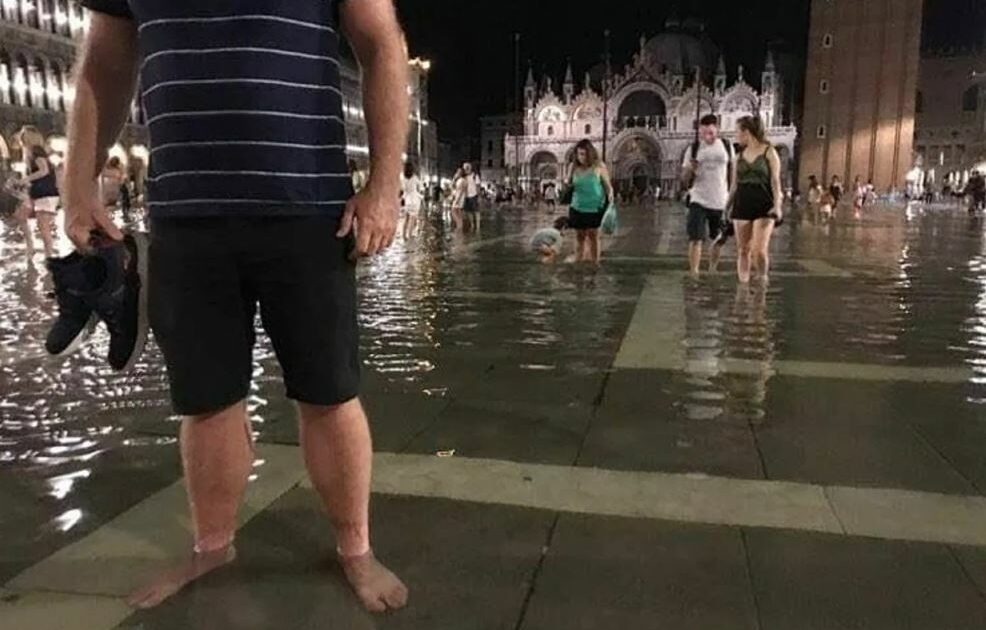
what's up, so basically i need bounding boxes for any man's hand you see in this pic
[337,185,399,258]
[65,192,123,252]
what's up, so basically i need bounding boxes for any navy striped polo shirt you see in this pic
[80,0,354,218]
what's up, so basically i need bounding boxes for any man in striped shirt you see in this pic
[64,0,410,613]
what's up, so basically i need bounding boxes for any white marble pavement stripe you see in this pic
[613,275,976,383]
[613,274,687,370]
[353,454,986,546]
[442,290,640,304]
[6,444,307,598]
[361,453,846,535]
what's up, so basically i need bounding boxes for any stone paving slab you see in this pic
[116,491,551,630]
[745,529,986,630]
[0,440,180,584]
[952,545,986,598]
[912,420,986,493]
[403,400,590,466]
[0,588,132,630]
[7,445,305,598]
[520,514,759,630]
[755,378,977,495]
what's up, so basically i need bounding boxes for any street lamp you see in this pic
[409,58,432,176]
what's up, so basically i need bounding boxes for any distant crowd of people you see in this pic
[1,125,141,267]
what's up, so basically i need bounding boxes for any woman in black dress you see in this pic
[729,116,783,284]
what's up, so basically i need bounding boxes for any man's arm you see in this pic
[63,12,138,247]
[338,0,409,254]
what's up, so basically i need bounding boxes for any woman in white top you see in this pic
[401,162,424,240]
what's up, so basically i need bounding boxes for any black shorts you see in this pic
[732,185,774,222]
[686,203,724,241]
[568,208,603,231]
[464,196,479,213]
[149,216,359,416]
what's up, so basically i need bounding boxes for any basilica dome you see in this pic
[643,18,719,75]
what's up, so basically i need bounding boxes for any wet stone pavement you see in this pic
[2,201,986,628]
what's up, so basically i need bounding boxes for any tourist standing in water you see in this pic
[401,162,423,240]
[566,139,614,264]
[19,127,59,259]
[68,0,409,613]
[681,114,735,276]
[729,116,783,284]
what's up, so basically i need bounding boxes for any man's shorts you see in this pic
[463,196,479,213]
[149,216,359,416]
[686,203,724,242]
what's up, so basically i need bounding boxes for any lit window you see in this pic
[823,34,833,48]
[820,80,829,95]
[584,124,591,135]
[547,125,554,136]
[817,125,826,139]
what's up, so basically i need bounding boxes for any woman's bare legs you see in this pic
[588,229,601,264]
[575,229,587,262]
[750,218,776,283]
[36,212,56,258]
[14,204,35,264]
[734,220,754,283]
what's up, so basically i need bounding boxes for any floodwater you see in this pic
[1,200,985,580]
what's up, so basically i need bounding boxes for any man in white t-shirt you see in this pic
[680,114,736,275]
[460,162,482,229]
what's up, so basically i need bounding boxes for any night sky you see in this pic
[396,0,985,141]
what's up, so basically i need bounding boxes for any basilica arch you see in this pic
[610,82,671,128]
[529,150,561,182]
[610,132,663,194]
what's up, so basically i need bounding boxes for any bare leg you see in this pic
[709,241,724,273]
[750,218,775,282]
[589,229,601,264]
[15,204,35,262]
[128,401,252,609]
[688,241,702,275]
[299,399,408,613]
[37,213,56,259]
[575,230,587,263]
[734,220,754,284]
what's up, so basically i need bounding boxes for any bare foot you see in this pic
[340,551,408,613]
[128,546,236,609]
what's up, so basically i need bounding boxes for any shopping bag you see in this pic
[601,204,619,235]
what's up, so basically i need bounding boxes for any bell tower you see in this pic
[800,0,924,193]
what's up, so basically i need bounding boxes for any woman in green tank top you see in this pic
[566,139,614,264]
[728,116,783,284]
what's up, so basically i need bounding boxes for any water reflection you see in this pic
[1,203,985,563]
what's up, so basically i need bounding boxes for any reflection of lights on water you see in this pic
[968,254,986,390]
[47,469,91,500]
[53,509,84,532]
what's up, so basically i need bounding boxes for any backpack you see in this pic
[687,137,734,191]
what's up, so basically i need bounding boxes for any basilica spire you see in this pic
[563,59,575,103]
